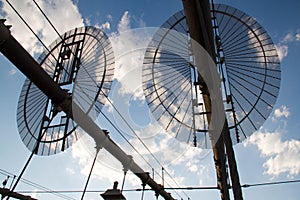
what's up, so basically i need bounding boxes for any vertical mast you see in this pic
[182,0,243,199]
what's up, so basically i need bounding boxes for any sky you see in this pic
[0,0,300,200]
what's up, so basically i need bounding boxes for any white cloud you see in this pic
[244,131,300,177]
[275,44,288,61]
[107,14,113,21]
[296,33,300,41]
[66,167,75,175]
[274,105,290,119]
[274,32,300,62]
[117,11,130,33]
[1,0,84,56]
[282,32,300,43]
[99,21,110,30]
[71,134,141,187]
[30,189,38,199]
[274,32,300,61]
[109,12,154,100]
[84,17,91,26]
[282,33,294,42]
[9,68,16,75]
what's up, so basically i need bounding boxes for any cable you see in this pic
[100,91,189,199]
[98,97,187,199]
[28,0,163,194]
[4,0,72,78]
[32,0,61,39]
[7,115,57,199]
[0,169,76,200]
[5,0,50,53]
[241,179,300,188]
[80,149,100,200]
[140,183,146,200]
[121,171,127,192]
[14,179,300,194]
[8,0,188,198]
[98,108,154,169]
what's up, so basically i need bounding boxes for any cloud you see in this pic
[1,0,84,56]
[66,167,75,175]
[274,32,300,62]
[296,33,300,41]
[275,44,288,61]
[30,189,38,199]
[282,33,294,43]
[9,68,16,75]
[282,32,300,43]
[71,133,146,188]
[99,21,110,30]
[109,12,153,100]
[244,131,300,177]
[117,11,130,32]
[274,31,300,62]
[274,105,290,119]
[84,17,91,26]
[107,14,113,21]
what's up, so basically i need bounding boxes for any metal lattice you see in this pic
[142,4,281,147]
[17,26,114,155]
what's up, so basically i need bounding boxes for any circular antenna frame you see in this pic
[17,26,114,155]
[142,4,281,147]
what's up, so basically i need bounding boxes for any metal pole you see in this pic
[182,0,244,199]
[0,21,174,200]
[181,0,230,199]
[223,121,243,200]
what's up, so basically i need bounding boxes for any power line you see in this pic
[99,92,189,199]
[5,0,49,53]
[0,169,76,200]
[5,0,186,199]
[4,0,73,77]
[32,0,61,40]
[34,0,190,196]
[241,179,300,188]
[14,179,300,195]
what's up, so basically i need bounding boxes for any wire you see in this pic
[4,0,72,77]
[31,0,171,184]
[80,149,100,200]
[5,0,50,53]
[32,0,61,39]
[7,114,57,199]
[100,92,189,199]
[241,179,300,188]
[140,183,146,200]
[7,0,188,198]
[99,93,188,199]
[13,179,300,194]
[0,169,76,200]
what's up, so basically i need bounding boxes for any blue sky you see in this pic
[0,0,300,200]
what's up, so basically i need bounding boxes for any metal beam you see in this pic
[0,188,37,200]
[0,20,175,200]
